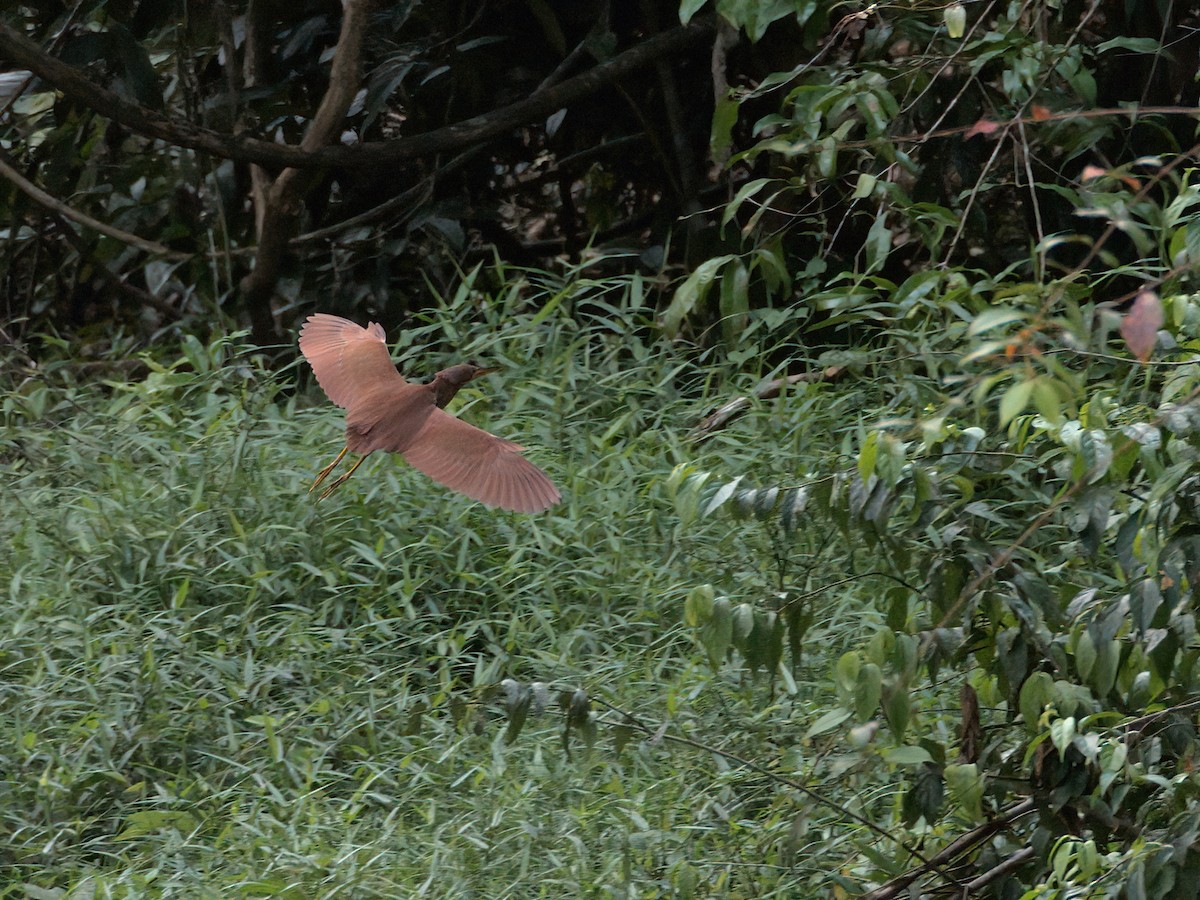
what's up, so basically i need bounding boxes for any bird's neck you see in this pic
[431,375,463,409]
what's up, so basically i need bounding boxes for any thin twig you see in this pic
[589,695,961,882]
[690,367,846,440]
[961,846,1036,895]
[0,148,185,259]
[862,799,1036,899]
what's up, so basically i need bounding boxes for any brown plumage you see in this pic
[298,313,560,513]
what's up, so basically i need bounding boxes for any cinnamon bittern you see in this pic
[299,313,560,512]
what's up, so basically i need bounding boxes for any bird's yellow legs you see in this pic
[309,446,368,500]
[309,446,347,492]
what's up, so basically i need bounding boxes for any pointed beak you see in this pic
[471,366,500,380]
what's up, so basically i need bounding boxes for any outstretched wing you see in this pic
[299,314,403,409]
[400,409,560,513]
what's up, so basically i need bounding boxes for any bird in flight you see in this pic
[299,313,560,513]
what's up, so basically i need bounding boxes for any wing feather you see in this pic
[400,409,560,513]
[299,314,404,409]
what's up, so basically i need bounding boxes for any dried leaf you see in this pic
[1119,288,1163,362]
[965,118,1001,139]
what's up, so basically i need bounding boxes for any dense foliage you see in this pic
[4,0,1200,896]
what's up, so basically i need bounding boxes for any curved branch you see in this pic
[0,20,715,171]
[689,367,847,441]
[239,0,372,343]
[0,147,185,258]
[862,799,1037,899]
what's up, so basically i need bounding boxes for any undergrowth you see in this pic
[0,270,891,897]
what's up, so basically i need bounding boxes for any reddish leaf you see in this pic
[1031,104,1052,121]
[1120,289,1163,362]
[965,118,1001,139]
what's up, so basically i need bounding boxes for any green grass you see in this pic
[0,280,902,897]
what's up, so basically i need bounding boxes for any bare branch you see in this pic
[862,799,1037,899]
[0,148,185,258]
[239,0,373,343]
[690,367,846,441]
[0,19,715,172]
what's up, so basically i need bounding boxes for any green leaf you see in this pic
[674,470,711,527]
[817,136,837,179]
[1032,376,1065,425]
[723,178,774,227]
[661,255,736,337]
[883,745,932,766]
[967,307,1027,336]
[852,173,877,198]
[1077,839,1099,882]
[666,463,697,496]
[944,763,983,819]
[753,245,792,293]
[1075,630,1097,681]
[1050,716,1076,760]
[704,475,743,517]
[865,210,892,272]
[719,261,751,344]
[1131,579,1162,635]
[116,810,199,840]
[684,584,716,627]
[1091,639,1120,697]
[943,3,966,38]
[1019,671,1054,731]
[1079,429,1113,483]
[883,679,911,740]
[998,379,1034,427]
[701,597,734,667]
[805,707,851,738]
[836,651,861,693]
[710,91,740,168]
[855,663,882,720]
[1095,36,1161,54]
[679,0,709,24]
[858,431,879,484]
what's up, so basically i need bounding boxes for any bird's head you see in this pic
[430,362,499,408]
[436,362,499,386]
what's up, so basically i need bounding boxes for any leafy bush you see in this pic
[6,0,1200,895]
[2,268,857,895]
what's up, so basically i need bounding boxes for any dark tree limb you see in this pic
[0,20,715,172]
[638,0,701,226]
[861,799,1037,900]
[708,18,739,172]
[0,148,184,258]
[962,846,1037,894]
[50,218,180,318]
[239,0,372,345]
